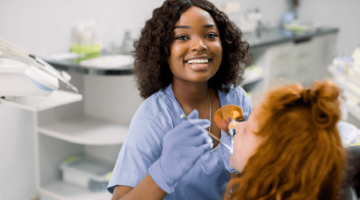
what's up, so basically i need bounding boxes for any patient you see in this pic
[227,80,347,200]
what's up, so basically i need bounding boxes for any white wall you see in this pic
[0,0,165,56]
[298,0,360,56]
[0,0,289,55]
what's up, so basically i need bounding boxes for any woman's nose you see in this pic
[190,37,207,52]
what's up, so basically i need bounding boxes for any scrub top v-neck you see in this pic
[108,84,252,199]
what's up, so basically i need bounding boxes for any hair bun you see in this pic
[303,81,340,128]
[301,87,316,103]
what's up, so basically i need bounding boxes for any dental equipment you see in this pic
[0,38,78,98]
[180,113,233,154]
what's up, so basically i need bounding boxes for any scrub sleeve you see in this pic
[107,114,166,192]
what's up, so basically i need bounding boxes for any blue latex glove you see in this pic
[149,109,213,193]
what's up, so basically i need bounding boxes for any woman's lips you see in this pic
[185,60,212,71]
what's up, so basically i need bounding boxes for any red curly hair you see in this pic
[225,81,346,200]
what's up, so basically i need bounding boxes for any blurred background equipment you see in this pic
[70,20,102,57]
[329,45,360,134]
[60,155,113,192]
[0,38,78,98]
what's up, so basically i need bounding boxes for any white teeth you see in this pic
[187,59,210,64]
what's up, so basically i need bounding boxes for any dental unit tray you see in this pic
[0,38,78,98]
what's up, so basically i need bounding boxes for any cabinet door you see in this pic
[290,37,322,86]
[265,33,337,87]
[316,33,337,77]
[268,42,295,83]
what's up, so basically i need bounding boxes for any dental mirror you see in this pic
[214,105,244,137]
[180,114,232,153]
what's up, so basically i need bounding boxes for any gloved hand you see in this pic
[149,109,213,193]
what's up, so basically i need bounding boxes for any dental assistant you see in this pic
[108,0,252,199]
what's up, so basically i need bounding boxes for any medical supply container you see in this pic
[60,156,112,192]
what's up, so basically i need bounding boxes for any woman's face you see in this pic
[168,6,223,83]
[229,108,262,173]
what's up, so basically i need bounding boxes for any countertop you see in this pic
[45,27,339,75]
[45,55,133,76]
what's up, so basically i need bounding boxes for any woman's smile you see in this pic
[168,6,222,82]
[185,56,213,71]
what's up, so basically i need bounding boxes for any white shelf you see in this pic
[40,180,112,200]
[38,116,128,145]
[0,90,82,112]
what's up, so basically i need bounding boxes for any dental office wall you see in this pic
[298,0,360,57]
[0,0,288,56]
[0,0,310,199]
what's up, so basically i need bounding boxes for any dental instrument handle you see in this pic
[180,114,233,154]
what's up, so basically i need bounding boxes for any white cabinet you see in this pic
[263,33,336,87]
[1,73,143,200]
[269,42,295,81]
[243,33,337,107]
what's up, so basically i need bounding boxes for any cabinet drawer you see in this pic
[292,37,321,66]
[269,43,294,64]
[270,62,295,78]
[290,59,323,86]
[269,43,295,80]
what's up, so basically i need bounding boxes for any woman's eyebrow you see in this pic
[174,24,217,29]
[174,25,191,29]
[203,24,216,28]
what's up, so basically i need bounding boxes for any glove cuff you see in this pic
[149,158,178,194]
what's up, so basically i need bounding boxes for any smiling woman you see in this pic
[133,0,251,99]
[169,6,223,83]
[108,1,252,200]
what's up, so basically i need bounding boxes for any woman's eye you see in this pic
[175,35,189,40]
[205,33,218,38]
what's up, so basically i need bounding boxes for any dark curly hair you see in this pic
[133,0,251,99]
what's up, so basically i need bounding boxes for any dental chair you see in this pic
[342,146,360,200]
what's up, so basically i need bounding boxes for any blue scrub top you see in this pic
[108,84,252,199]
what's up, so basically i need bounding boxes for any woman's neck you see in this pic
[172,79,209,114]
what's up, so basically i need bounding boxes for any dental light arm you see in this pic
[0,38,78,93]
